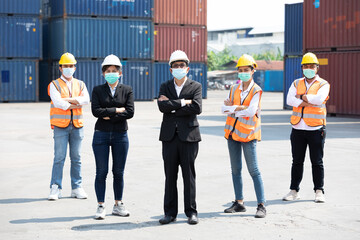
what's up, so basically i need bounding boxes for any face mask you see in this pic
[105,72,120,84]
[303,69,316,79]
[62,68,75,78]
[238,72,252,82]
[172,68,188,80]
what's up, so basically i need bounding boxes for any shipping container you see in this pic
[0,60,38,102]
[154,25,207,62]
[0,0,41,16]
[154,0,206,26]
[254,70,283,92]
[45,0,153,19]
[284,3,303,55]
[264,71,283,92]
[39,60,153,101]
[0,16,42,58]
[153,62,207,99]
[283,56,302,109]
[314,51,360,116]
[48,17,153,60]
[304,0,360,52]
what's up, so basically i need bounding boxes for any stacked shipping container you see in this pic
[303,0,360,116]
[283,2,303,109]
[40,0,154,101]
[153,0,207,98]
[0,0,42,102]
[284,0,360,115]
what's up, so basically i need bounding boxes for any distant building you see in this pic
[208,26,284,56]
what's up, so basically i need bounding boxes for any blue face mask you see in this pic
[172,68,188,80]
[303,69,316,79]
[238,72,252,82]
[105,72,119,84]
[62,67,75,78]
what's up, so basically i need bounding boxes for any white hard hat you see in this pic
[169,50,190,66]
[101,54,122,67]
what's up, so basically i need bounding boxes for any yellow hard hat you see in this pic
[236,54,257,68]
[59,52,77,65]
[301,52,319,65]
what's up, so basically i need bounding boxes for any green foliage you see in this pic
[253,47,283,61]
[207,47,237,71]
[207,47,283,71]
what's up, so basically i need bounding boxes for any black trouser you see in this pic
[162,134,198,218]
[290,127,325,192]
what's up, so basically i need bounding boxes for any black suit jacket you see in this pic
[91,83,134,132]
[157,78,202,142]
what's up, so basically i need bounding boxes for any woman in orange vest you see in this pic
[91,54,134,220]
[48,52,90,200]
[221,54,266,218]
[283,52,330,203]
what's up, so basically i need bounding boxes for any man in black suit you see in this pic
[157,50,202,225]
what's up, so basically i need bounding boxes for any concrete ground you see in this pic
[0,91,359,240]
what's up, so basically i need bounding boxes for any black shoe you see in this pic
[159,215,176,224]
[187,214,198,225]
[224,201,246,213]
[255,204,266,218]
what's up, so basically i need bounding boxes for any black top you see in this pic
[157,78,202,142]
[91,83,134,132]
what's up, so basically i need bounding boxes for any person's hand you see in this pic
[185,99,192,104]
[103,117,110,120]
[158,95,169,101]
[116,107,126,113]
[235,105,248,111]
[68,105,82,109]
[302,95,308,102]
[64,98,79,105]
[224,99,233,106]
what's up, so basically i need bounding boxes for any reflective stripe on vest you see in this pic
[290,78,329,127]
[224,83,262,142]
[48,78,84,128]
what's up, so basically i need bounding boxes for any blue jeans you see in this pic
[227,138,266,204]
[92,131,129,203]
[50,125,84,189]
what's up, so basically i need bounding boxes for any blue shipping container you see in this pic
[0,0,41,15]
[45,0,153,18]
[0,60,38,102]
[284,56,303,109]
[284,3,303,56]
[264,71,283,92]
[154,62,207,99]
[42,60,153,101]
[0,16,42,58]
[49,17,153,59]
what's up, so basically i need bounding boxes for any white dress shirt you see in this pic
[49,75,90,110]
[174,77,187,107]
[221,80,260,118]
[286,75,330,130]
[108,82,119,97]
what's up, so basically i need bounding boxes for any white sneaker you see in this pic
[282,190,300,201]
[95,204,106,220]
[48,184,62,200]
[315,190,325,203]
[112,203,130,217]
[71,188,88,199]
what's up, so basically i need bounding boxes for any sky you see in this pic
[207,0,304,31]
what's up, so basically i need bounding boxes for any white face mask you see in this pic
[62,67,75,78]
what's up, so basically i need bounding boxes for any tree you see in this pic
[207,47,237,71]
[253,47,283,61]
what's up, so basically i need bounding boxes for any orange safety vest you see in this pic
[48,78,85,129]
[290,78,330,127]
[224,83,262,142]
